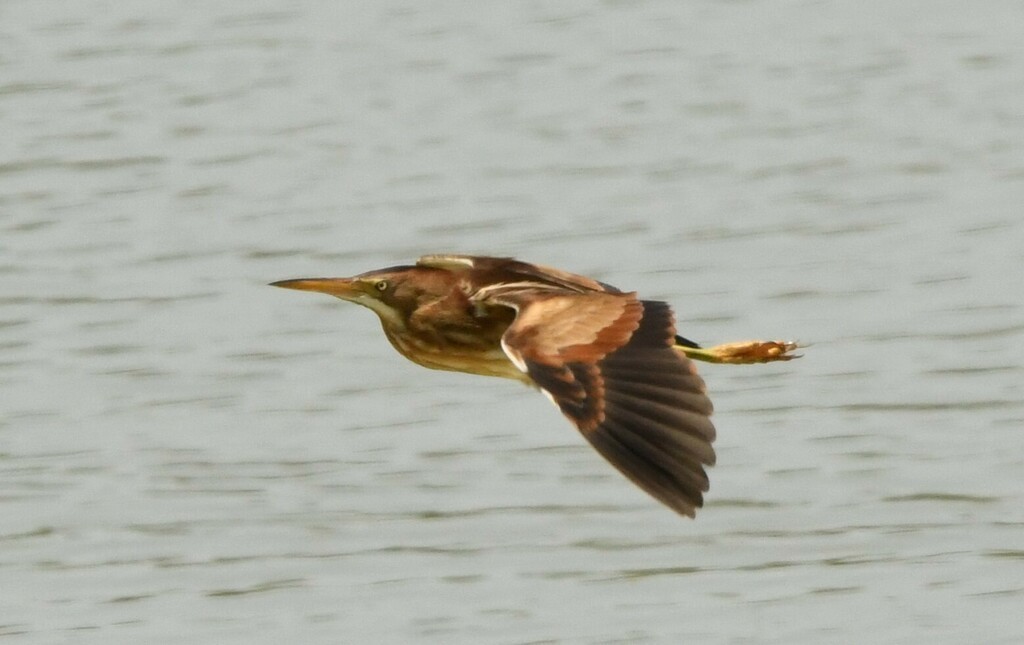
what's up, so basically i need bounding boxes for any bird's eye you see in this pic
[374,280,389,292]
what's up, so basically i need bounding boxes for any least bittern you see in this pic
[271,254,798,517]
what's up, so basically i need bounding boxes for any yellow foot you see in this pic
[678,340,802,365]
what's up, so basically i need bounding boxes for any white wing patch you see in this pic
[417,254,476,270]
[500,335,562,410]
[471,281,565,300]
[500,336,528,373]
[536,385,560,409]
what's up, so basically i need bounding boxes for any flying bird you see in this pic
[271,254,798,517]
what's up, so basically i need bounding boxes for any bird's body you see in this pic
[272,254,798,517]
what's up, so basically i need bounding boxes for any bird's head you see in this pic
[270,265,452,330]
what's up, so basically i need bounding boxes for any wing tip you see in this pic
[585,419,713,519]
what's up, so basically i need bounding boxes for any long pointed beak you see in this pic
[269,277,364,299]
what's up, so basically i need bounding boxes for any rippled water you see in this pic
[3,1,1024,643]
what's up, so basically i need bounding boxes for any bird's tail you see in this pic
[674,336,801,364]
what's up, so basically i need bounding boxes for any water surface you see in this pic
[2,1,1023,643]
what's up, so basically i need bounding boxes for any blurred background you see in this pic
[2,1,1022,643]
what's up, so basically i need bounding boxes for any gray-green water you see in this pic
[3,1,1023,643]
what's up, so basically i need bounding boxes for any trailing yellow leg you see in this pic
[677,340,801,364]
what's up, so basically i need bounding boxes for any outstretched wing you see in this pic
[475,285,716,517]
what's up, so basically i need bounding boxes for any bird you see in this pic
[271,254,798,517]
